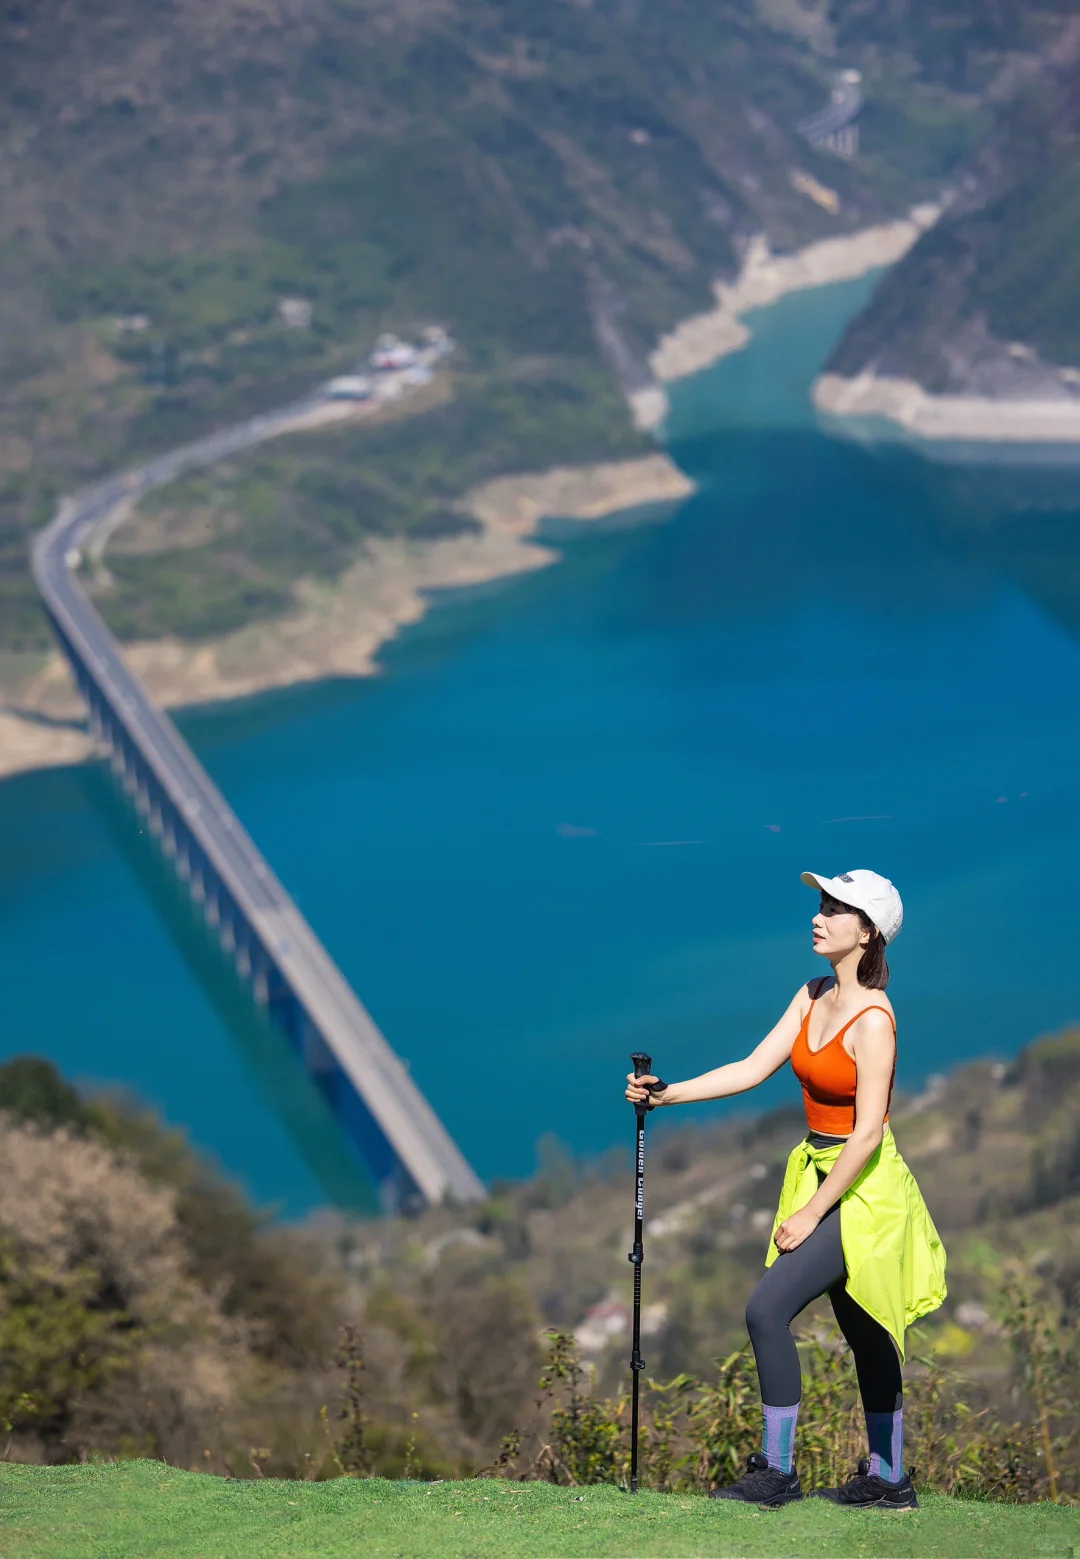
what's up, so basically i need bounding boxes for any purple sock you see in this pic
[866,1408,904,1483]
[761,1403,799,1473]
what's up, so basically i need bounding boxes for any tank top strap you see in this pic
[833,1004,897,1041]
[798,977,831,1038]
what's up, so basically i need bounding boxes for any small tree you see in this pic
[332,1325,374,1476]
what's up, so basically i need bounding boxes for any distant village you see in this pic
[322,326,455,404]
[115,299,455,405]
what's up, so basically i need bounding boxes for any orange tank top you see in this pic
[790,978,896,1135]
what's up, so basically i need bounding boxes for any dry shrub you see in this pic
[347,1266,544,1475]
[426,1273,542,1446]
[0,1120,242,1462]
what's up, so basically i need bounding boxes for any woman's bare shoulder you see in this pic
[851,996,897,1038]
[843,996,897,1065]
[794,974,833,1016]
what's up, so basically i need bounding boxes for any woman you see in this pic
[626,868,945,1511]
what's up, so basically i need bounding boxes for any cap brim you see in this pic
[801,871,833,891]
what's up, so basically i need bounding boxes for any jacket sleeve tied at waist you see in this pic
[764,1127,947,1360]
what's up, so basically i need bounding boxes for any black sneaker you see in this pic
[813,1458,918,1510]
[710,1451,803,1507]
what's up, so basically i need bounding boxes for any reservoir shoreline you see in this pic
[642,203,940,392]
[1,207,939,783]
[813,370,1080,453]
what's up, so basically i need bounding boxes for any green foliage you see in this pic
[0,1059,346,1473]
[258,144,599,364]
[829,0,1076,92]
[829,49,1080,383]
[331,1326,375,1477]
[789,1338,864,1489]
[962,162,1080,364]
[855,87,991,207]
[682,1346,761,1488]
[540,1333,626,1485]
[98,360,644,643]
[0,1249,134,1447]
[0,1057,92,1135]
[50,246,327,345]
[997,1274,1076,1502]
[87,1092,340,1371]
[486,1295,1080,1501]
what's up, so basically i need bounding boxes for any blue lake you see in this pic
[4,274,1080,1216]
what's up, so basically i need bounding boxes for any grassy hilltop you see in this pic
[0,0,1068,661]
[3,1463,1080,1559]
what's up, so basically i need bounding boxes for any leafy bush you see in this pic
[474,1279,1079,1501]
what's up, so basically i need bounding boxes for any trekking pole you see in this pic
[627,1050,661,1494]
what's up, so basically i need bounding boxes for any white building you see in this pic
[370,332,419,370]
[325,375,374,400]
[278,297,313,329]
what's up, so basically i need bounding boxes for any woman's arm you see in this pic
[773,1010,894,1253]
[625,985,811,1109]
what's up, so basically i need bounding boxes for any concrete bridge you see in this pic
[31,395,486,1213]
[797,70,863,158]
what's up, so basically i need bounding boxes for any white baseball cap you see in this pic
[801,869,903,944]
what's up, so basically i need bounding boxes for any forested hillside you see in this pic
[1,0,1066,660]
[825,23,1080,392]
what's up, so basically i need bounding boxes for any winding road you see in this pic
[797,72,863,148]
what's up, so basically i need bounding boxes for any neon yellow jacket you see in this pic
[765,1128,947,1359]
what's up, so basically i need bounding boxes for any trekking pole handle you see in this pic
[629,1052,666,1108]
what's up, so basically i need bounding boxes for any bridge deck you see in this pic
[31,410,485,1209]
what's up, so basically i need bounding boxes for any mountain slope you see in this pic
[823,23,1080,395]
[1,0,1072,657]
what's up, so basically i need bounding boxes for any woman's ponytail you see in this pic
[857,924,889,989]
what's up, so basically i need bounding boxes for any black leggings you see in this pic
[745,1199,902,1410]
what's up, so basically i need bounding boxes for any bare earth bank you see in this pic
[813,370,1080,450]
[641,204,940,394]
[0,456,692,780]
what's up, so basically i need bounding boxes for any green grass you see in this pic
[2,1465,1079,1559]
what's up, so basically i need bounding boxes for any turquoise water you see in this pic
[5,275,1080,1216]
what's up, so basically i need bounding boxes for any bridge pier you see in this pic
[80,694,465,1210]
[34,449,485,1213]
